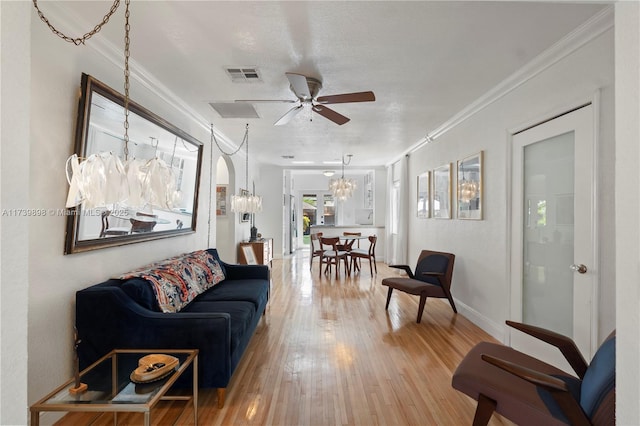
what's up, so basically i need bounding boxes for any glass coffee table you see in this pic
[30,349,198,426]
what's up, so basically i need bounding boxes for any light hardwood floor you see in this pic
[57,250,512,425]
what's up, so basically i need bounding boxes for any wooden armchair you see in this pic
[381,250,456,323]
[452,321,615,426]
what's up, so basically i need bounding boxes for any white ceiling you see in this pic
[51,1,606,168]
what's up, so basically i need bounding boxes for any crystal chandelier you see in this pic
[458,167,479,203]
[230,192,262,214]
[329,155,357,201]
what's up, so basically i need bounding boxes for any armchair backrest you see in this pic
[581,331,615,425]
[415,250,455,288]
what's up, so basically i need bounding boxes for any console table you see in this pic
[238,238,273,265]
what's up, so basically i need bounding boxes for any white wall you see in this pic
[407,25,615,341]
[614,2,640,423]
[1,3,30,424]
[254,165,284,257]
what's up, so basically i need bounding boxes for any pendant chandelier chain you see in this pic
[32,0,121,46]
[210,124,248,158]
[123,0,131,160]
[245,124,249,190]
[32,0,131,160]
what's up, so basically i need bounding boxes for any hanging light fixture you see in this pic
[458,166,479,203]
[211,124,262,214]
[229,125,262,214]
[329,155,357,200]
[36,0,178,211]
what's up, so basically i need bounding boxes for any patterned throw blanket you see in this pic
[120,250,225,313]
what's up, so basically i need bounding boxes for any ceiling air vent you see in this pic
[225,67,262,83]
[209,102,259,119]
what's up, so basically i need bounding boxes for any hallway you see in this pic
[58,249,511,425]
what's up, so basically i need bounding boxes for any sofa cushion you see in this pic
[182,300,256,354]
[195,279,269,309]
[121,277,161,311]
[119,250,225,313]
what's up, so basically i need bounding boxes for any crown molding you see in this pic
[36,2,237,152]
[390,5,614,166]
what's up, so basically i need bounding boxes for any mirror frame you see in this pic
[64,73,203,254]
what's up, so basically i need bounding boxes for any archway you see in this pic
[215,155,237,261]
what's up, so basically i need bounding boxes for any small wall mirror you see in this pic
[65,74,203,254]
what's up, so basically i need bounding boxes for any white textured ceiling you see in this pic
[48,1,606,167]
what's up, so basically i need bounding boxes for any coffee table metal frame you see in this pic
[29,348,198,426]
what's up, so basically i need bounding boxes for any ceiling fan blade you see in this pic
[316,91,376,104]
[235,99,298,103]
[312,105,350,125]
[274,105,304,126]
[285,73,312,100]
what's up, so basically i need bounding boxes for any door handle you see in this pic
[570,264,588,274]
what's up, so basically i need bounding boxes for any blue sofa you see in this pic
[75,248,269,407]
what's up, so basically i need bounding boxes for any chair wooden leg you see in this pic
[446,293,458,313]
[441,284,458,313]
[385,287,393,310]
[416,294,427,323]
[368,257,373,275]
[472,394,496,426]
[373,257,377,273]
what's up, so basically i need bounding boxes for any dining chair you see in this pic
[349,235,377,275]
[309,232,323,270]
[99,210,130,237]
[381,249,456,323]
[319,236,350,278]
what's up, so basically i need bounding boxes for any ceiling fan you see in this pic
[236,72,375,126]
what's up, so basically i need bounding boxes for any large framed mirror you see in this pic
[64,74,203,254]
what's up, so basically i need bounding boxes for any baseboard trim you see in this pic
[453,298,506,343]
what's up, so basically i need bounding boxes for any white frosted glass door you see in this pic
[522,132,574,336]
[511,104,596,366]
